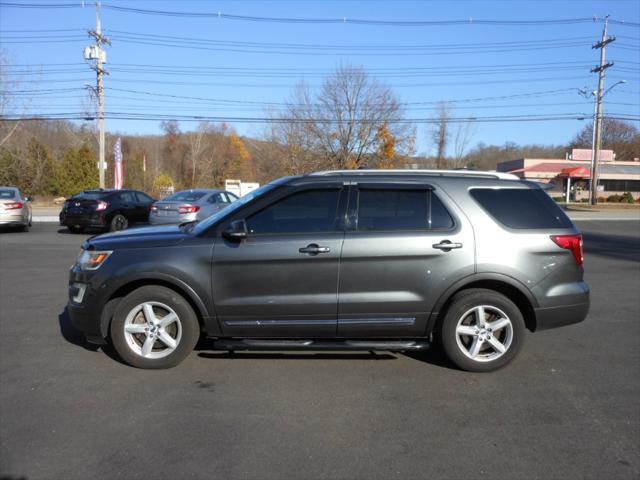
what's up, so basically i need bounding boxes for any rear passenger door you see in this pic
[337,184,475,337]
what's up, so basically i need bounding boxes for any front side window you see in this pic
[246,189,341,235]
[118,192,135,204]
[356,189,454,231]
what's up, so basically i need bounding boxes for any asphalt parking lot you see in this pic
[1,221,639,480]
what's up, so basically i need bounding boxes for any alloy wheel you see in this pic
[123,302,182,359]
[454,305,513,363]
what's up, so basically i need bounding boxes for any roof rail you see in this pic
[310,169,519,180]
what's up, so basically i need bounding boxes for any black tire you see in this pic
[67,225,84,233]
[438,288,525,372]
[110,214,128,232]
[110,285,199,369]
[20,224,29,232]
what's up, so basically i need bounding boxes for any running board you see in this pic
[212,339,430,352]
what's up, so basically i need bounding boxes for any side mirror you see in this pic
[222,219,248,240]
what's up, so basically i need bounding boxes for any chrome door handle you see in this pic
[432,240,463,251]
[299,243,330,255]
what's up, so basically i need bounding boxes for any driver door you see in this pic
[212,185,347,337]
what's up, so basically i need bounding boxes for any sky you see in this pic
[1,0,639,155]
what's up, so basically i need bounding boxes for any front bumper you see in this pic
[67,266,108,344]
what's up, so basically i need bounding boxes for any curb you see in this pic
[33,216,60,223]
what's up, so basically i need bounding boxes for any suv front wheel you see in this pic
[110,286,200,369]
[439,289,525,372]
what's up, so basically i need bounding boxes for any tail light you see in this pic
[550,234,583,266]
[4,201,23,210]
[150,204,158,213]
[178,205,200,214]
[95,200,108,211]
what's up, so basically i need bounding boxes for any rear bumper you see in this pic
[0,212,27,226]
[61,213,107,228]
[534,301,590,331]
[149,212,196,225]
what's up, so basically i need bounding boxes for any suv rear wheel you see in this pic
[110,286,199,369]
[439,288,525,372]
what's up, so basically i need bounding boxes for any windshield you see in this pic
[191,183,278,235]
[164,191,208,202]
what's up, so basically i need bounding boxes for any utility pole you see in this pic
[84,1,110,189]
[589,15,615,205]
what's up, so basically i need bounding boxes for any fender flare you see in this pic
[99,272,211,337]
[426,272,539,333]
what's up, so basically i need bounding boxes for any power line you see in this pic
[3,112,638,123]
[1,87,585,106]
[1,2,637,28]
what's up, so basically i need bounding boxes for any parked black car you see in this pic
[60,189,156,233]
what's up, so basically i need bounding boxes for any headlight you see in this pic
[77,250,112,270]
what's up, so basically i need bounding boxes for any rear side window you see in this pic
[209,193,229,204]
[357,189,454,231]
[471,188,573,229]
[247,189,341,235]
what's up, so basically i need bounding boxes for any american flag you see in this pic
[113,137,123,190]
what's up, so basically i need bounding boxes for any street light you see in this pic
[580,80,626,204]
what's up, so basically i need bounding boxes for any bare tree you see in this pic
[271,65,414,170]
[432,102,450,170]
[451,119,477,168]
[0,49,25,147]
[186,121,210,188]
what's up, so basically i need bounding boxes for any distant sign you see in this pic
[571,148,614,162]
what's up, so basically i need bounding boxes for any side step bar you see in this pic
[212,339,430,352]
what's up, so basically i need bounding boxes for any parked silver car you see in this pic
[0,186,32,231]
[149,189,238,225]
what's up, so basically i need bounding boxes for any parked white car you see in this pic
[0,186,32,232]
[149,189,238,225]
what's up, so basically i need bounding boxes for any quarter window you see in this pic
[246,189,341,235]
[470,188,573,229]
[135,192,153,204]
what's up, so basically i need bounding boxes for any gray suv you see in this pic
[67,170,589,371]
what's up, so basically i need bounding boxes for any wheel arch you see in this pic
[427,274,538,334]
[99,275,209,338]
